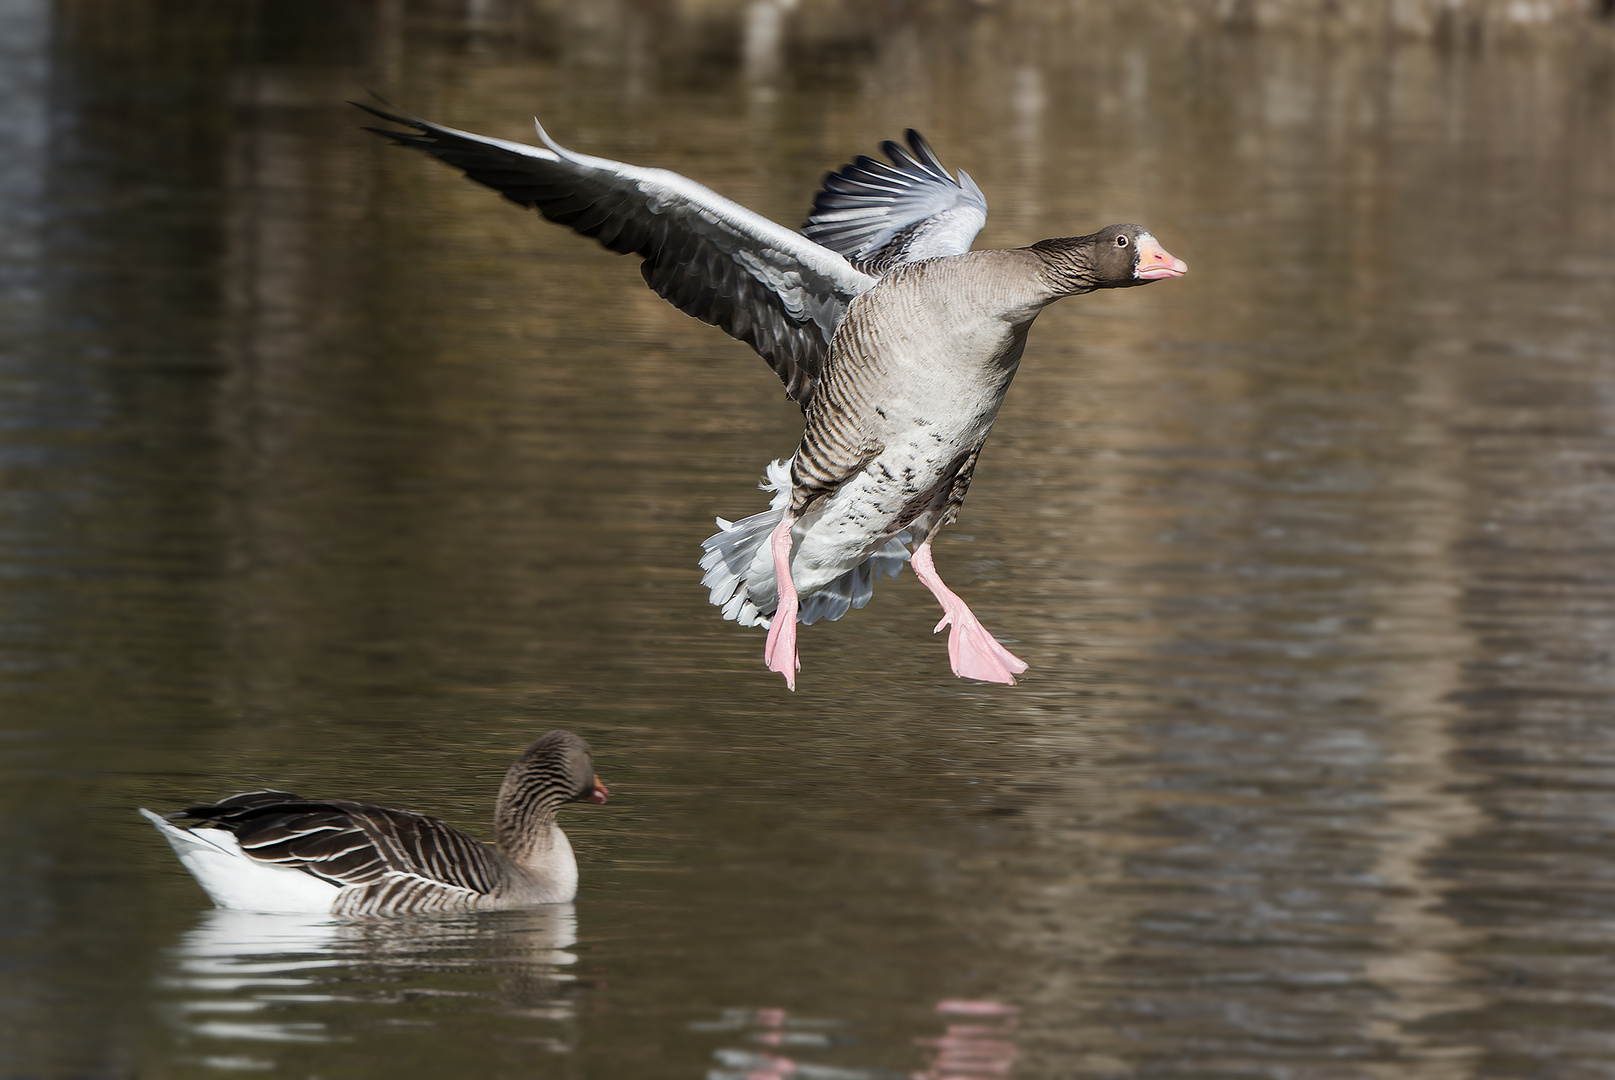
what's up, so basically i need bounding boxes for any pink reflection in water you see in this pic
[744,1053,796,1079]
[692,998,1020,1080]
[915,1000,1019,1080]
[746,1006,794,1072]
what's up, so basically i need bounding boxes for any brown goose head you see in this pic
[1031,224,1188,296]
[495,730,608,854]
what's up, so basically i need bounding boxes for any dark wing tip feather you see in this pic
[879,140,911,166]
[350,95,426,131]
[903,130,951,180]
[359,123,410,142]
[881,137,947,185]
[353,99,450,158]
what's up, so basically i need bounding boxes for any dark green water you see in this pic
[3,2,1615,1077]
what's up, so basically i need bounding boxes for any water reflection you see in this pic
[157,907,579,1072]
[694,1000,1018,1080]
[918,1002,1020,1080]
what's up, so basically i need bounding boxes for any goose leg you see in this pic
[763,516,800,690]
[910,540,1027,685]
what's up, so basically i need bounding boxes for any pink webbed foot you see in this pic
[911,542,1028,685]
[932,598,1028,685]
[762,516,800,690]
[764,596,800,690]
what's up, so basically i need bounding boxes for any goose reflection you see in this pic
[695,999,1018,1079]
[917,1000,1019,1080]
[158,905,580,1068]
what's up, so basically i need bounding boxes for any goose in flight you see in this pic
[141,730,609,915]
[357,102,1187,688]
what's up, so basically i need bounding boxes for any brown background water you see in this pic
[2,1,1614,1077]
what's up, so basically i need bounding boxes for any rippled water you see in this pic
[3,2,1614,1077]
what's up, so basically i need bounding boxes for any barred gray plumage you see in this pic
[143,730,608,915]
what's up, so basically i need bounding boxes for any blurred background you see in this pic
[2,0,1614,1077]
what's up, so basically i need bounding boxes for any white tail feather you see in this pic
[141,808,338,913]
[699,460,910,628]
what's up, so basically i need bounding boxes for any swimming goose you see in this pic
[358,102,1187,688]
[140,730,609,915]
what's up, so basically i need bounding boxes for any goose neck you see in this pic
[494,774,568,858]
[1027,237,1101,298]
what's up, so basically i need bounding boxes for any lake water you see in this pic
[3,2,1615,1077]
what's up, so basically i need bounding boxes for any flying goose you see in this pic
[358,102,1187,688]
[141,730,609,915]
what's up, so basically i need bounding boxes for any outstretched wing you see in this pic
[803,130,988,275]
[184,793,503,909]
[357,100,878,407]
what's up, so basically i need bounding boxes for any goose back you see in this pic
[181,793,511,915]
[144,730,607,915]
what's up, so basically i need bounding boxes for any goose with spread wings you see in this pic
[358,102,1187,688]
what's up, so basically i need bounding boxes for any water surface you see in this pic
[3,2,1615,1077]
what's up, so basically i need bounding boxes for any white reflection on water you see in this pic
[157,906,580,1069]
[163,911,349,1042]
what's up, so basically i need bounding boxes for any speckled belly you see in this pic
[787,425,981,595]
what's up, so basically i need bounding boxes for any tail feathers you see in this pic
[140,807,338,913]
[700,504,782,627]
[797,532,910,626]
[700,459,792,628]
[141,807,235,856]
[699,459,910,628]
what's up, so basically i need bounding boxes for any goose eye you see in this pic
[1115,234,1129,248]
